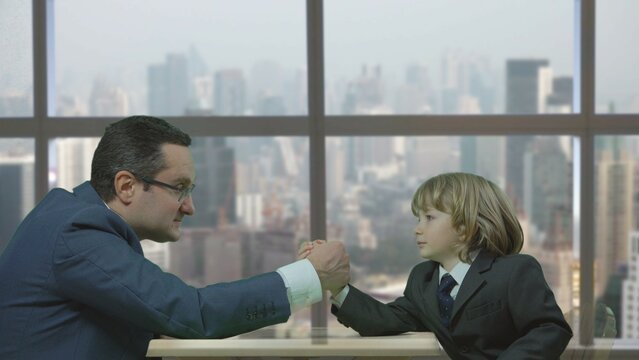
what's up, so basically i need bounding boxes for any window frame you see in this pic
[3,0,639,349]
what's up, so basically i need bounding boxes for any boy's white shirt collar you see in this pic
[438,250,480,299]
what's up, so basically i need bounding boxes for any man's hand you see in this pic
[304,240,350,295]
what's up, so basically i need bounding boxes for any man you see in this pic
[0,115,349,360]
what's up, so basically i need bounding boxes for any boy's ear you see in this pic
[456,224,467,241]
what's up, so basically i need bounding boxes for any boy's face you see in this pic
[414,208,462,270]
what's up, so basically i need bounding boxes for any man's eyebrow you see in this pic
[173,176,195,185]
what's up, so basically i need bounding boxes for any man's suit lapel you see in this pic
[451,250,496,321]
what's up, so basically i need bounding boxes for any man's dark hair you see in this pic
[90,115,192,201]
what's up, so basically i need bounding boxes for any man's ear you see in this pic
[113,170,137,205]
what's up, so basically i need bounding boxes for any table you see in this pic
[146,328,445,359]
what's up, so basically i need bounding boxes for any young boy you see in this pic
[300,172,572,359]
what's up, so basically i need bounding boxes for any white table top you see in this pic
[146,328,443,358]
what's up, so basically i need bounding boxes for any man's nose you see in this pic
[180,196,195,215]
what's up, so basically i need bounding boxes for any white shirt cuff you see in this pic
[330,285,350,308]
[277,259,323,313]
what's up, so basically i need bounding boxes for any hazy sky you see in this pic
[2,0,639,109]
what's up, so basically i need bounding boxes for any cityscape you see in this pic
[2,47,639,341]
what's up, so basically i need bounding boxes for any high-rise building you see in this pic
[595,138,634,299]
[240,229,296,278]
[546,76,573,113]
[341,64,387,115]
[0,93,30,116]
[140,240,171,271]
[55,138,100,191]
[326,138,347,199]
[395,64,433,114]
[188,137,236,228]
[256,94,286,115]
[214,69,246,115]
[460,136,505,185]
[169,227,242,287]
[524,137,572,247]
[441,52,495,114]
[505,59,552,114]
[505,59,553,211]
[147,53,189,115]
[0,154,34,253]
[405,137,460,181]
[89,78,129,116]
[622,232,639,338]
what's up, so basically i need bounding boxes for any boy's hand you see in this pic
[304,240,349,294]
[297,239,326,259]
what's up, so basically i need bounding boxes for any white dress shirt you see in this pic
[276,259,323,313]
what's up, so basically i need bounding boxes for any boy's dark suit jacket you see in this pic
[332,250,573,360]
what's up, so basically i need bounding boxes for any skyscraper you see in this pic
[341,64,387,115]
[460,136,505,184]
[188,137,236,228]
[147,53,189,115]
[595,138,634,299]
[546,76,573,113]
[622,232,639,338]
[505,59,552,114]
[89,78,129,116]
[55,138,100,191]
[441,52,495,114]
[214,69,246,115]
[505,59,552,210]
[0,154,34,253]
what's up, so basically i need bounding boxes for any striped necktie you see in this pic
[437,273,457,328]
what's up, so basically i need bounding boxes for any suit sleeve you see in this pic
[332,272,429,336]
[52,207,291,339]
[499,255,573,359]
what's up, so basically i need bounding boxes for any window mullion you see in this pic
[577,0,596,346]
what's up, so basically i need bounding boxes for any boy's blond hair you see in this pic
[411,172,523,263]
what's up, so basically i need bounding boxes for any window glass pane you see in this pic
[50,136,311,332]
[0,139,35,254]
[0,0,32,117]
[326,136,575,331]
[49,138,100,191]
[54,0,306,117]
[596,1,639,113]
[325,1,573,115]
[594,136,639,343]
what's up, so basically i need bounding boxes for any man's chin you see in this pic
[145,232,181,243]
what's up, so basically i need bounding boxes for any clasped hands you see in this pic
[298,240,350,295]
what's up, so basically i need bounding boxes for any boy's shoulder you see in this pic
[490,252,543,271]
[410,260,439,276]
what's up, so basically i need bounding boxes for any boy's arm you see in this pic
[332,283,428,336]
[499,255,573,359]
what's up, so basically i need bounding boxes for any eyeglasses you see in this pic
[131,172,195,203]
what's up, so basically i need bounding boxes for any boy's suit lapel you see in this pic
[450,250,496,322]
[419,262,444,324]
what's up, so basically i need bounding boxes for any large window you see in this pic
[54,0,306,116]
[0,139,35,253]
[0,0,32,116]
[326,136,576,330]
[596,0,639,113]
[2,0,638,352]
[325,0,573,115]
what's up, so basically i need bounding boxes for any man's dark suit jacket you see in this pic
[0,182,291,359]
[332,250,573,359]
